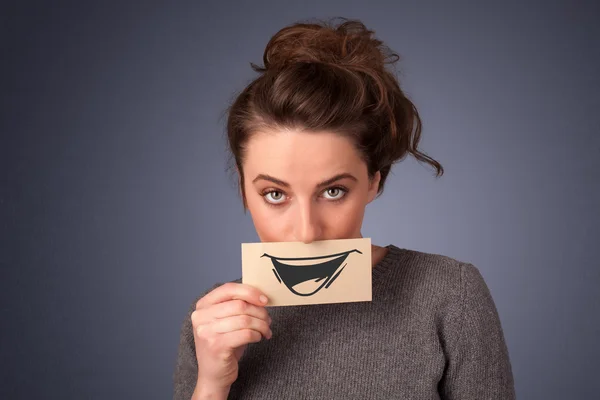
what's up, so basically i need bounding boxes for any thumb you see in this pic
[234,344,248,362]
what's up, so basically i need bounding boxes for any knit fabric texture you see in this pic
[173,245,516,399]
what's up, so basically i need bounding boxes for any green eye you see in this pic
[323,187,346,200]
[265,191,286,204]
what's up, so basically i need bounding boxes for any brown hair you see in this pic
[226,18,443,208]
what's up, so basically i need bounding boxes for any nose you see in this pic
[293,201,322,244]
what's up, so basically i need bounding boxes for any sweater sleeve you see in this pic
[173,299,199,400]
[440,263,516,400]
[173,281,233,400]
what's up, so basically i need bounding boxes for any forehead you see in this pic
[242,129,365,177]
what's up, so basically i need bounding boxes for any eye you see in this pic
[264,190,287,205]
[322,187,347,201]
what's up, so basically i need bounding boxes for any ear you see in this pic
[366,171,381,204]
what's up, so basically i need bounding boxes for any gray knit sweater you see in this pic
[173,245,516,399]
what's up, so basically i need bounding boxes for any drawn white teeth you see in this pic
[261,249,362,297]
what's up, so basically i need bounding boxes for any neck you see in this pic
[371,244,388,267]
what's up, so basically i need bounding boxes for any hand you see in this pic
[191,282,272,396]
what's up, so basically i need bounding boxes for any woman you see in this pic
[173,18,515,400]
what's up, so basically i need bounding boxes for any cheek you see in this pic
[328,200,366,236]
[246,198,289,242]
[315,193,367,240]
[252,213,279,241]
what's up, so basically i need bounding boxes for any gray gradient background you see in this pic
[2,1,599,399]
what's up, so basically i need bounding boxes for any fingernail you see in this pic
[268,329,273,339]
[260,295,268,304]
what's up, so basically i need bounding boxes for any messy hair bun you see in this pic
[228,18,443,207]
[252,19,396,73]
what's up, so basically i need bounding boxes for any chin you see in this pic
[257,232,363,243]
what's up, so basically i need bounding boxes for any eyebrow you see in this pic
[252,173,357,189]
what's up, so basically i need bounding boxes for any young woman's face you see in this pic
[241,128,380,243]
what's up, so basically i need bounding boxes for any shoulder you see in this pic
[387,246,502,335]
[386,245,478,283]
[384,245,490,305]
[386,247,514,396]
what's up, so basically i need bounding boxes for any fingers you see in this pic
[197,282,268,309]
[210,315,272,339]
[192,282,273,355]
[221,329,263,349]
[192,284,272,388]
[193,307,272,340]
[194,314,272,353]
[194,299,271,326]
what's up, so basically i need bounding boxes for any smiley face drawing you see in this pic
[260,249,362,297]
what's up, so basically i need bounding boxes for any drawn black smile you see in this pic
[261,249,362,296]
